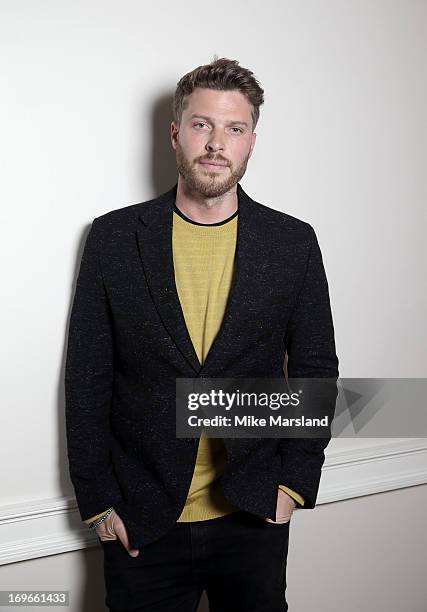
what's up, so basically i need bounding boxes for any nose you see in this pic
[205,129,224,153]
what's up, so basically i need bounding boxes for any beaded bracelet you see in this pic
[88,507,114,529]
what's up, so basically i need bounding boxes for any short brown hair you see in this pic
[172,55,264,132]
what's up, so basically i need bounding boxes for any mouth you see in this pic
[199,161,229,170]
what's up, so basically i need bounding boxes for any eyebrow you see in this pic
[189,113,249,128]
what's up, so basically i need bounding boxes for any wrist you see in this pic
[88,507,114,530]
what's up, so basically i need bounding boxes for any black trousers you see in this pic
[100,509,290,612]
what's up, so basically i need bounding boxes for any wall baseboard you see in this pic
[1,439,426,565]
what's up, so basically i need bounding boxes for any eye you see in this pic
[230,127,243,134]
[193,122,207,129]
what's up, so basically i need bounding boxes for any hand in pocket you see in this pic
[97,509,139,557]
[264,488,296,524]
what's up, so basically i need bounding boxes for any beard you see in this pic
[175,141,251,199]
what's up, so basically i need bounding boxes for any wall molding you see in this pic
[1,438,427,565]
[319,438,427,503]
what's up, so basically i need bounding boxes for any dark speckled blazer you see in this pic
[65,182,339,549]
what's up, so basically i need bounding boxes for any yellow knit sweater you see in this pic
[84,204,304,525]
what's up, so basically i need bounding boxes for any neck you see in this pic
[174,176,238,224]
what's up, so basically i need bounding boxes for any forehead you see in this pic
[182,88,253,121]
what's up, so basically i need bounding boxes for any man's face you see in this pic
[171,87,257,198]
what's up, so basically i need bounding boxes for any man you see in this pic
[65,56,339,611]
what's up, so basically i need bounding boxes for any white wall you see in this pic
[1,0,426,610]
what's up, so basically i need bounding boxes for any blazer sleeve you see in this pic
[65,218,124,522]
[278,224,339,509]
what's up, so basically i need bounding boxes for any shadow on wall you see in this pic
[149,90,179,196]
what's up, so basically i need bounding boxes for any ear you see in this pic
[171,121,179,151]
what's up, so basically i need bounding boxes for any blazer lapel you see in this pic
[136,182,265,377]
